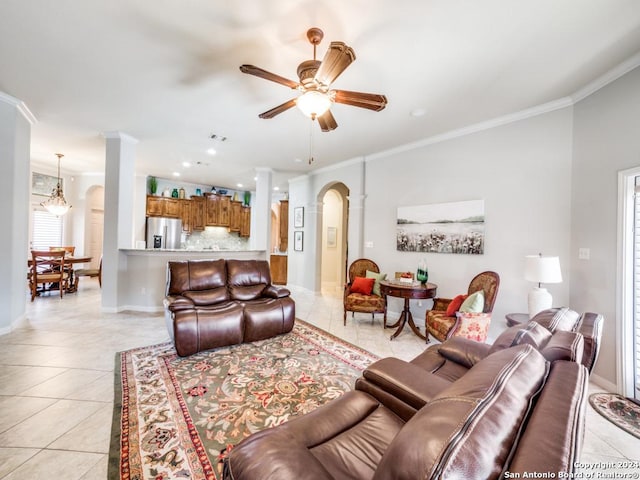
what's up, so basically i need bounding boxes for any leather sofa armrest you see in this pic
[360,357,452,411]
[262,285,291,298]
[164,295,195,312]
[223,431,334,480]
[438,336,492,368]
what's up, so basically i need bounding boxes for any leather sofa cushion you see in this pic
[507,360,588,475]
[437,337,492,369]
[243,297,295,342]
[373,345,547,480]
[510,321,553,349]
[184,288,229,306]
[227,259,272,301]
[531,307,580,332]
[540,330,584,364]
[167,259,226,294]
[225,390,404,480]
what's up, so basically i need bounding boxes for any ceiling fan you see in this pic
[240,27,387,132]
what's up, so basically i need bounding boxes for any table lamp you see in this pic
[524,254,562,318]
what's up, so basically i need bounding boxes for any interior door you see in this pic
[89,209,104,269]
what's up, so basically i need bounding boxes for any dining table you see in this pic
[28,255,92,293]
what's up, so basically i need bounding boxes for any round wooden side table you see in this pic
[505,312,530,327]
[380,280,437,340]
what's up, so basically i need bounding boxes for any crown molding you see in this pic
[367,97,573,162]
[571,51,640,104]
[0,91,37,125]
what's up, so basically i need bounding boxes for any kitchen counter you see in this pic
[117,248,267,311]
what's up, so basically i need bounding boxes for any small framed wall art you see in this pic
[294,231,304,251]
[294,207,304,228]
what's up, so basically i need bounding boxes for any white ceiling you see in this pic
[2,0,640,192]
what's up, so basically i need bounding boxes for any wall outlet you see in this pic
[578,248,590,260]
[365,241,374,248]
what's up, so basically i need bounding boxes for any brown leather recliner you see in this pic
[223,345,588,479]
[164,259,295,356]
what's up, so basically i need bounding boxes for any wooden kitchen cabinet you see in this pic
[191,196,205,231]
[240,206,251,237]
[218,195,231,226]
[229,200,242,232]
[179,199,192,232]
[278,200,289,252]
[205,193,219,226]
[146,196,180,218]
[270,254,288,285]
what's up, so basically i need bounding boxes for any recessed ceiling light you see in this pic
[207,148,217,156]
[237,183,243,188]
[410,108,427,117]
[172,172,180,177]
[182,161,191,168]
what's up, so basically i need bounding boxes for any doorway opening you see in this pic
[85,185,104,270]
[617,166,640,401]
[319,183,349,294]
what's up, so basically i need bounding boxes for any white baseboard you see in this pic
[590,373,618,394]
[101,305,164,314]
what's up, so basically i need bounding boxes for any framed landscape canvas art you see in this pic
[397,199,485,254]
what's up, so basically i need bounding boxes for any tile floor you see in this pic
[0,280,638,479]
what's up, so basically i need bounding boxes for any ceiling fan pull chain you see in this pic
[308,121,314,164]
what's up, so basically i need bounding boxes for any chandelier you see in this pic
[41,153,72,216]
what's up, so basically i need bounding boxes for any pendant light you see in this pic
[41,153,72,216]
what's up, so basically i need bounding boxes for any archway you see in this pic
[317,182,349,294]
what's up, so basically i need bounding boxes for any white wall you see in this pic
[570,66,640,387]
[364,107,574,329]
[288,159,366,290]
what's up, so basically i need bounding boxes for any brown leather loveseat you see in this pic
[223,308,599,479]
[164,259,295,356]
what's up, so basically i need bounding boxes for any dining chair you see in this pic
[75,256,102,288]
[29,250,70,301]
[49,246,75,255]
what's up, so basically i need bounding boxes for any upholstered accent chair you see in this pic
[425,271,500,343]
[343,258,386,325]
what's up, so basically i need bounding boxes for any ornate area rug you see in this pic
[589,392,640,439]
[109,320,378,480]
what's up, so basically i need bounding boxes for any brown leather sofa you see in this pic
[164,259,295,356]
[223,344,588,479]
[222,307,599,479]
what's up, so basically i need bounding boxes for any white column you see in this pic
[0,92,35,333]
[102,131,138,311]
[251,167,272,252]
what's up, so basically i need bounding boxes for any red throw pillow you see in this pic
[351,276,375,295]
[446,294,468,317]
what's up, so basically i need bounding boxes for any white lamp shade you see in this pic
[524,255,562,284]
[296,91,332,118]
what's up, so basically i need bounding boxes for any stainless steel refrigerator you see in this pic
[146,217,182,249]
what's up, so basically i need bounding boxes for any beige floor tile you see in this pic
[0,399,104,448]
[78,454,108,480]
[0,396,56,434]
[0,447,40,478]
[1,449,103,480]
[0,365,67,395]
[66,372,114,402]
[48,404,113,453]
[19,369,107,399]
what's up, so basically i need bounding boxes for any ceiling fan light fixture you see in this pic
[296,90,332,119]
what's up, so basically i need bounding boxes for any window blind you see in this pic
[31,209,63,251]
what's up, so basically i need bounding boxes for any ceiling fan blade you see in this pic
[332,90,388,112]
[314,42,356,87]
[258,98,297,119]
[317,110,338,132]
[240,65,300,89]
